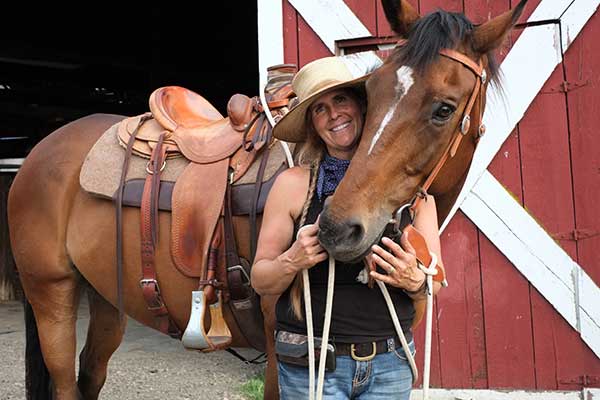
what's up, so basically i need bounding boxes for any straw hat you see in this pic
[272,52,383,143]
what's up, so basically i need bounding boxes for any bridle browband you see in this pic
[391,39,487,223]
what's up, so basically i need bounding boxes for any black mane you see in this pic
[394,10,500,83]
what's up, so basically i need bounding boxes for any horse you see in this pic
[7,1,528,399]
[318,0,528,262]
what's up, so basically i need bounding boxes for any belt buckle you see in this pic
[350,342,376,362]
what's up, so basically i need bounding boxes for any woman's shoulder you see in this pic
[272,166,310,191]
[268,166,311,219]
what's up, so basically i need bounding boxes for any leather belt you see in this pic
[335,335,411,361]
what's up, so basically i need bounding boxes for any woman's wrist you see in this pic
[403,267,427,298]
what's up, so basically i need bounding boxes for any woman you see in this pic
[251,54,443,399]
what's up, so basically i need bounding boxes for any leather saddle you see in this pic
[113,65,297,353]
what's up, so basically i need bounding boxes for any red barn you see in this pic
[256,0,600,397]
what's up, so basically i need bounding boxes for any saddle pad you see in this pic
[80,122,188,200]
[80,122,290,200]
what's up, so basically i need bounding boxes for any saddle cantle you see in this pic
[117,87,248,164]
[106,64,297,353]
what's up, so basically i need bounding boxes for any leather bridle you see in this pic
[389,39,488,228]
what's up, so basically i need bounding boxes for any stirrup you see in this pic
[182,290,232,351]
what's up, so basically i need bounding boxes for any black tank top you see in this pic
[275,187,415,343]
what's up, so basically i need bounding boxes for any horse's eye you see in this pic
[432,103,455,123]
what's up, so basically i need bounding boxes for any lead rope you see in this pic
[377,252,438,400]
[316,257,335,400]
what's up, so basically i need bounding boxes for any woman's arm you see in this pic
[250,167,328,296]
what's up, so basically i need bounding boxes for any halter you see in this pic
[395,39,488,216]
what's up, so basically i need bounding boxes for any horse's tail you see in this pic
[23,299,52,400]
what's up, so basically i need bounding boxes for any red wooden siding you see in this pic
[281,0,600,391]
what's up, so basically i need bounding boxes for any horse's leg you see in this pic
[261,294,280,400]
[77,288,126,400]
[22,273,83,400]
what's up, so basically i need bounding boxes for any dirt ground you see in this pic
[0,299,264,400]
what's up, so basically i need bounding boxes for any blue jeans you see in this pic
[278,341,415,399]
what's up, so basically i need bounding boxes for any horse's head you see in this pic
[318,0,528,262]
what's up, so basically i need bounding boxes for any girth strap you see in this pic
[224,182,267,352]
[140,133,181,338]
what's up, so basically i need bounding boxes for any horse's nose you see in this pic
[318,211,365,254]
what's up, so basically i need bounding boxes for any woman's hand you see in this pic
[278,221,328,273]
[369,235,425,292]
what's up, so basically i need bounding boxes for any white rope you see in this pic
[316,256,335,400]
[303,269,316,400]
[377,281,419,382]
[260,83,277,128]
[295,225,315,400]
[260,82,295,170]
[422,252,438,400]
[377,251,439,400]
[279,141,295,169]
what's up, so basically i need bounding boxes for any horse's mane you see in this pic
[393,10,501,85]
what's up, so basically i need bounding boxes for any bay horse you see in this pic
[7,1,527,399]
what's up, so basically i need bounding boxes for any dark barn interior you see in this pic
[0,3,259,159]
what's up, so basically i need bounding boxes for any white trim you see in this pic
[0,158,24,166]
[462,171,600,357]
[288,0,371,54]
[442,0,600,231]
[257,0,284,89]
[410,388,600,399]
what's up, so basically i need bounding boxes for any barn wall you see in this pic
[281,0,600,390]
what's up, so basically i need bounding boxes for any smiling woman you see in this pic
[250,52,442,400]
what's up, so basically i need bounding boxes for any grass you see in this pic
[239,372,265,400]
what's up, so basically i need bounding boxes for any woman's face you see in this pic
[309,88,365,160]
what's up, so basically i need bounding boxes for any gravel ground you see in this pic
[0,299,264,400]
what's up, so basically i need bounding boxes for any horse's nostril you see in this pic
[341,219,364,245]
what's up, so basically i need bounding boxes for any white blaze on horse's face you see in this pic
[368,66,414,155]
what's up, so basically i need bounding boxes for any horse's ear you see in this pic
[472,0,528,54]
[382,0,420,37]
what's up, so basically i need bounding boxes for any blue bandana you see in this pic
[316,154,351,200]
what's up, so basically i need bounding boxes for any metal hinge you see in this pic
[541,79,591,94]
[559,375,600,387]
[552,229,600,241]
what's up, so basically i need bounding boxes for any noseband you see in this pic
[387,40,487,231]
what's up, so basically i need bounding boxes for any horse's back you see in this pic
[12,113,125,190]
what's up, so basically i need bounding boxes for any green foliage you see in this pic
[239,372,265,400]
